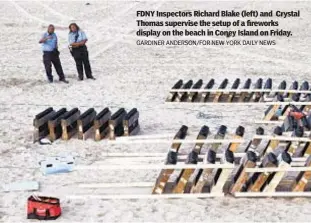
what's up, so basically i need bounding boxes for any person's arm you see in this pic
[71,31,88,47]
[39,34,51,43]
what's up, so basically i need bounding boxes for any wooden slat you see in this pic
[48,108,67,141]
[109,108,127,140]
[61,108,80,140]
[94,108,111,141]
[152,125,188,194]
[123,108,139,137]
[77,108,97,140]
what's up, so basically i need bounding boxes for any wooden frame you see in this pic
[33,107,55,142]
[109,108,127,140]
[123,108,140,137]
[94,108,111,141]
[77,108,97,140]
[61,108,81,140]
[48,108,67,142]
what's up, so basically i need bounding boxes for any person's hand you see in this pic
[71,42,79,47]
[45,36,52,41]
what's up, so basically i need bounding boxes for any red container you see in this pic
[27,195,61,220]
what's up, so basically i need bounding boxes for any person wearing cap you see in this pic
[39,24,68,83]
[68,23,95,81]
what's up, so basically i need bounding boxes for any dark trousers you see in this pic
[43,51,65,81]
[72,47,93,79]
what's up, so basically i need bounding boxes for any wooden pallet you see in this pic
[166,79,311,104]
[33,107,140,143]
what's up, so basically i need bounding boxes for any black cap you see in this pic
[183,80,193,89]
[236,126,245,136]
[291,94,300,102]
[294,126,304,137]
[188,151,199,164]
[207,150,216,164]
[264,78,272,89]
[291,81,298,90]
[218,125,227,135]
[232,78,240,89]
[219,79,228,89]
[172,80,183,89]
[199,125,210,137]
[193,79,203,89]
[167,151,178,164]
[280,151,292,164]
[247,150,258,162]
[205,79,215,89]
[277,94,284,102]
[279,80,286,90]
[267,152,278,165]
[273,126,283,135]
[179,125,188,138]
[243,78,252,89]
[256,127,264,135]
[300,81,309,90]
[225,149,235,163]
[255,78,263,89]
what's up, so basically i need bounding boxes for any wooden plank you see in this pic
[263,152,292,192]
[123,108,139,137]
[173,126,209,193]
[174,80,193,102]
[292,156,311,192]
[227,126,244,152]
[213,79,228,102]
[227,78,240,102]
[77,108,97,140]
[245,166,311,173]
[263,104,281,121]
[152,125,188,194]
[166,102,311,105]
[211,149,235,193]
[33,107,54,127]
[166,80,183,102]
[66,193,224,200]
[109,108,127,140]
[234,192,311,197]
[168,89,311,94]
[237,78,252,102]
[33,107,56,142]
[61,108,80,140]
[94,108,111,141]
[78,182,155,188]
[187,79,203,102]
[48,108,67,142]
[255,135,311,143]
[107,138,245,145]
[247,153,278,192]
[230,151,257,193]
[200,79,215,102]
[244,127,264,152]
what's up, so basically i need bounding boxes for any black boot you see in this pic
[87,76,96,80]
[59,78,69,84]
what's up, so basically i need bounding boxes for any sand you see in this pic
[1,0,311,222]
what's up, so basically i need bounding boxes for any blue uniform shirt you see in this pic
[68,30,87,44]
[41,32,57,52]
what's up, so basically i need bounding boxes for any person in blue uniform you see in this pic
[39,24,68,83]
[68,23,95,81]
